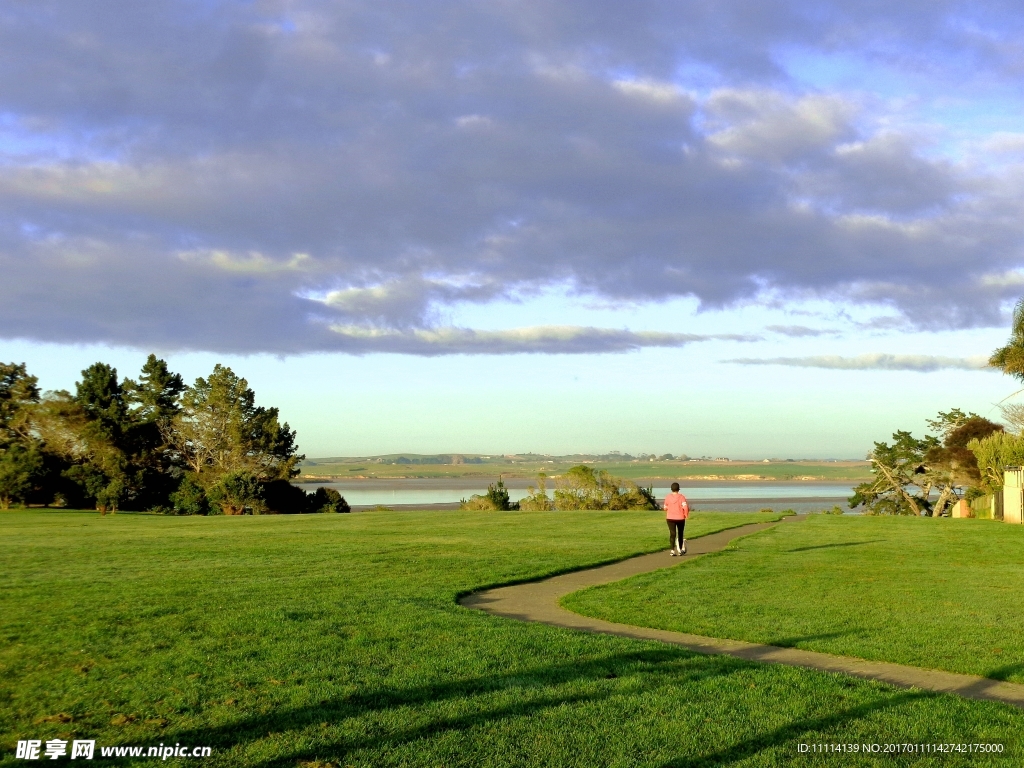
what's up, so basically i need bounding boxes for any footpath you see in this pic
[460,517,1024,709]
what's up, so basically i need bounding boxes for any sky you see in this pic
[2,0,1024,458]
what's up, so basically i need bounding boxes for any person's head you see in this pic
[671,482,680,492]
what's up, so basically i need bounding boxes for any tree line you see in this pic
[0,356,348,514]
[852,299,1024,515]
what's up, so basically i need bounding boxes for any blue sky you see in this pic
[2,1,1024,457]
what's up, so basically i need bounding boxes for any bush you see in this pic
[263,479,311,514]
[310,486,350,513]
[208,472,265,515]
[461,477,518,511]
[530,465,658,511]
[170,475,208,515]
[519,474,553,511]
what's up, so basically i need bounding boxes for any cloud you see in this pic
[723,354,991,372]
[328,325,760,355]
[766,325,839,337]
[3,2,1024,353]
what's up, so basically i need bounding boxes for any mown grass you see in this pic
[566,515,1024,685]
[2,509,1022,767]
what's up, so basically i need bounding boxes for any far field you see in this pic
[298,456,870,483]
[2,509,1023,766]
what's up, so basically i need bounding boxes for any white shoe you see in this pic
[681,540,686,554]
[670,549,678,556]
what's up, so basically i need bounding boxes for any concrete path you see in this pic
[460,517,1024,708]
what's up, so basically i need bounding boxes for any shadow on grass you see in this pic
[764,629,862,648]
[787,540,885,553]
[984,661,1024,683]
[661,689,932,767]
[158,648,749,766]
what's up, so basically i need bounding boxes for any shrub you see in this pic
[311,486,350,513]
[263,479,311,514]
[461,477,518,511]
[170,475,209,515]
[519,474,553,511]
[539,466,659,511]
[208,472,265,515]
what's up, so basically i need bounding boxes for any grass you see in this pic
[2,509,1022,767]
[565,515,1024,685]
[298,459,871,482]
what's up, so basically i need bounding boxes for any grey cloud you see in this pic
[3,2,1024,353]
[724,354,991,371]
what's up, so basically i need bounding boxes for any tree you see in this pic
[168,364,302,489]
[0,363,44,508]
[208,471,265,515]
[0,363,40,446]
[850,431,936,515]
[924,414,1003,515]
[123,355,185,510]
[0,442,43,509]
[969,432,1024,493]
[124,354,185,423]
[461,477,517,511]
[990,298,1024,382]
[68,363,132,512]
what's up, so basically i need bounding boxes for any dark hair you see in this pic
[671,482,680,492]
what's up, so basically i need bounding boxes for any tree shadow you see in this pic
[983,661,1024,683]
[787,540,885,552]
[661,689,933,767]
[764,629,862,648]
[158,647,753,766]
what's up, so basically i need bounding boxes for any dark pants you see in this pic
[667,519,686,550]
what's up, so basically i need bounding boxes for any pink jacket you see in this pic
[664,492,689,520]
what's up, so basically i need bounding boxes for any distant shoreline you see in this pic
[294,477,858,490]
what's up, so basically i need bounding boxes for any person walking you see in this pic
[663,482,689,556]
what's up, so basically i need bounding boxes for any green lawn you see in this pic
[566,515,1024,685]
[2,510,1022,767]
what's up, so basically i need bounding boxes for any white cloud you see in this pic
[329,324,760,355]
[765,325,839,337]
[179,250,313,273]
[724,354,991,371]
[612,78,685,103]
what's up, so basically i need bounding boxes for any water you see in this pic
[315,482,855,509]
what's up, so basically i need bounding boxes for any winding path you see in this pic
[460,517,1024,709]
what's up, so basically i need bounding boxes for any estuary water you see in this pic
[314,481,856,511]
